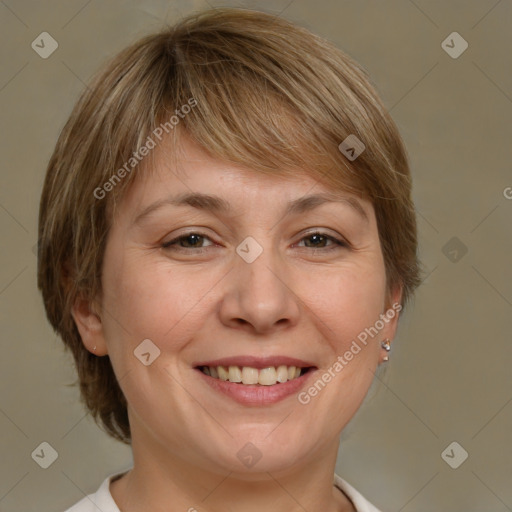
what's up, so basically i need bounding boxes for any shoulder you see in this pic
[334,474,383,512]
[62,471,127,512]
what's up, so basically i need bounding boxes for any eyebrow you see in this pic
[132,191,369,226]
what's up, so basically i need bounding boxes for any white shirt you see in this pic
[64,471,382,512]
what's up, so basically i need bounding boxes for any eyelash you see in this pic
[161,231,348,254]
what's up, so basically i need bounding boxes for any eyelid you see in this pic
[299,228,348,243]
[161,228,349,252]
[161,230,217,249]
[293,230,348,249]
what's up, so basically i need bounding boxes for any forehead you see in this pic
[113,134,373,226]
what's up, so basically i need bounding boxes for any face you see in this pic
[74,135,401,475]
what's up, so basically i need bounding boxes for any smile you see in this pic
[197,365,313,386]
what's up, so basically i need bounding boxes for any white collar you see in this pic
[66,470,382,512]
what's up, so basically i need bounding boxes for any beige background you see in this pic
[1,0,511,511]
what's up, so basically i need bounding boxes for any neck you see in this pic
[110,427,355,512]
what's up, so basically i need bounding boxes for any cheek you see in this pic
[103,252,213,347]
[306,260,387,347]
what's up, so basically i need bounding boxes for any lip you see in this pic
[192,355,316,369]
[194,367,317,406]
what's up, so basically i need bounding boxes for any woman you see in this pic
[37,7,422,512]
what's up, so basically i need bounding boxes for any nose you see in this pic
[218,242,301,335]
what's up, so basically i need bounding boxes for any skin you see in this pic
[72,134,402,512]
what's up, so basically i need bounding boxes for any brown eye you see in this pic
[162,232,214,251]
[297,232,347,250]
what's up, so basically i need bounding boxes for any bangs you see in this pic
[106,12,380,213]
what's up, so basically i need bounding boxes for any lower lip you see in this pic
[195,369,316,406]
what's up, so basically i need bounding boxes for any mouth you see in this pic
[193,355,317,386]
[195,364,315,386]
[192,356,318,405]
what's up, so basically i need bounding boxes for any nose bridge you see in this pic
[238,234,285,307]
[220,233,300,332]
[241,238,280,295]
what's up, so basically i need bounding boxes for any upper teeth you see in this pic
[201,365,304,385]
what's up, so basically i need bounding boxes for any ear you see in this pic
[71,295,108,356]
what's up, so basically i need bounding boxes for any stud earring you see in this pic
[93,346,97,352]
[381,338,391,362]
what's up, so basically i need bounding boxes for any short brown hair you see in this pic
[37,7,424,444]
